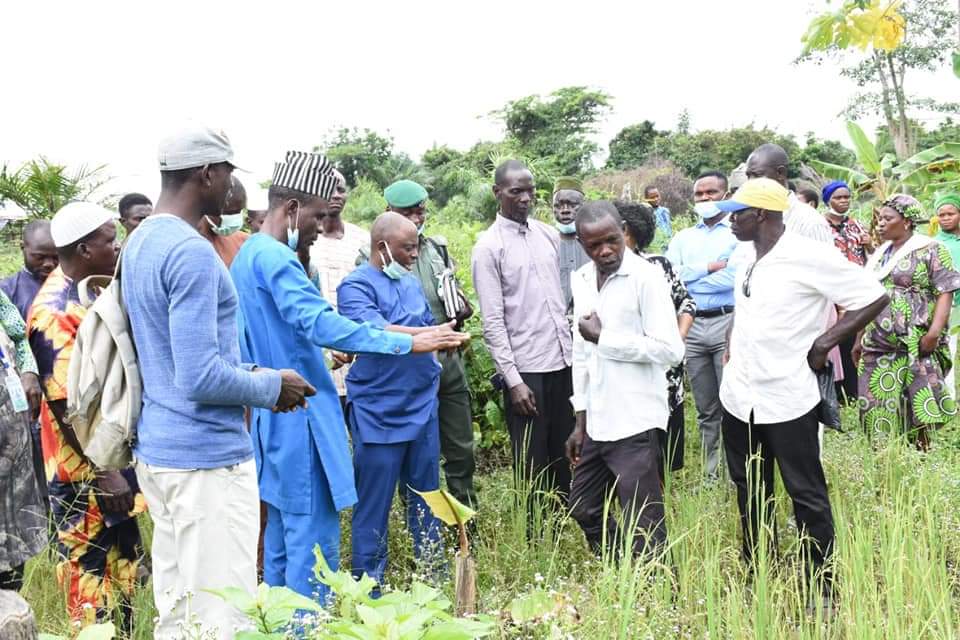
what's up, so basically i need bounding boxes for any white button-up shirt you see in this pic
[720,232,886,424]
[570,250,685,441]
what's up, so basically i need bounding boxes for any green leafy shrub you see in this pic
[210,547,494,639]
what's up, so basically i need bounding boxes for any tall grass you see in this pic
[18,402,960,638]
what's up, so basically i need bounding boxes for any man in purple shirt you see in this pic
[472,160,575,501]
[1,220,58,320]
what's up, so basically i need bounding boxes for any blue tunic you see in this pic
[337,264,442,444]
[230,234,413,514]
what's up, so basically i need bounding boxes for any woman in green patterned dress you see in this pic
[854,194,960,449]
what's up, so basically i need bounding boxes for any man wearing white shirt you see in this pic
[717,179,887,597]
[745,143,833,244]
[565,201,685,557]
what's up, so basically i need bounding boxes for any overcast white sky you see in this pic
[2,0,956,207]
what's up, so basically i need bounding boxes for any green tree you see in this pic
[800,0,959,159]
[492,86,612,176]
[317,127,396,188]
[651,126,801,178]
[797,132,858,168]
[605,120,665,170]
[914,117,960,150]
[0,157,109,220]
[809,120,960,227]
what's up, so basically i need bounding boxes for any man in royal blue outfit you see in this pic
[230,152,467,602]
[338,212,453,590]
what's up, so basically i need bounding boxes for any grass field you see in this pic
[4,233,959,638]
[18,403,960,639]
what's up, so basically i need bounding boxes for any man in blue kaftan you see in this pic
[231,152,465,601]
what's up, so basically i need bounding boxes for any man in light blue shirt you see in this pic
[665,171,738,479]
[123,124,314,640]
[645,185,672,239]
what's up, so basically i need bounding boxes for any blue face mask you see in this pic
[286,209,300,251]
[379,242,410,280]
[554,221,576,235]
[207,213,244,236]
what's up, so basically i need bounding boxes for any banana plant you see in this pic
[808,121,960,229]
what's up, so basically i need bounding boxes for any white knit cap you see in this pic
[50,201,118,248]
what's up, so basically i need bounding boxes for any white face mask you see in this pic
[207,212,244,236]
[694,201,722,219]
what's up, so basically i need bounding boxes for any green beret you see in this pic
[554,176,583,194]
[384,179,428,208]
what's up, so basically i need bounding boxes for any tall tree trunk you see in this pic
[872,51,908,159]
[886,52,913,157]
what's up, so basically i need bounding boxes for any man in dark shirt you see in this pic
[2,220,58,506]
[118,193,153,235]
[1,220,58,320]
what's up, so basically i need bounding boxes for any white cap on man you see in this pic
[50,202,118,248]
[157,121,244,171]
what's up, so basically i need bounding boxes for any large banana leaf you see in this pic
[808,159,871,187]
[893,142,960,174]
[894,143,960,191]
[846,121,881,174]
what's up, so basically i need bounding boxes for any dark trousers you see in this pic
[569,431,667,557]
[722,408,834,586]
[658,402,685,476]
[836,334,859,404]
[503,368,575,498]
[437,351,476,507]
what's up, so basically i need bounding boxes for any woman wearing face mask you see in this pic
[615,199,695,475]
[821,180,872,266]
[855,194,960,449]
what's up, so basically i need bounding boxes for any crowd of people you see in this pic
[0,122,957,637]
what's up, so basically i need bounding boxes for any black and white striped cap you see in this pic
[272,150,339,200]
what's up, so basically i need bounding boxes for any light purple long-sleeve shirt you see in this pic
[471,214,572,389]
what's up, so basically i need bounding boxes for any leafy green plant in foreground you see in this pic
[209,546,495,639]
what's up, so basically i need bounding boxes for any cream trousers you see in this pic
[136,459,259,640]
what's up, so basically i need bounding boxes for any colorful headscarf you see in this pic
[821,180,849,206]
[934,193,960,213]
[882,193,924,222]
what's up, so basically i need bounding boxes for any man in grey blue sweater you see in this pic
[122,123,314,640]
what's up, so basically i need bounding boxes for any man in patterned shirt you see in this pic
[27,202,145,629]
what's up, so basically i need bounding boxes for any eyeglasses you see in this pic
[742,263,756,298]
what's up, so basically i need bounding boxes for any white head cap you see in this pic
[50,201,118,248]
[158,121,243,172]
